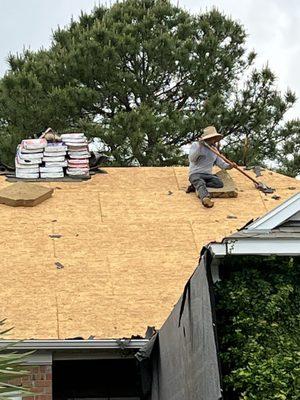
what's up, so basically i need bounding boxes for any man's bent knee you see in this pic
[215,180,224,188]
[207,178,224,188]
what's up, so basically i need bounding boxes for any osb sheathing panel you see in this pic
[0,167,299,339]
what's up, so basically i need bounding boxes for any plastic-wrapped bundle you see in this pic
[21,138,47,150]
[41,142,68,177]
[63,133,90,177]
[15,141,46,178]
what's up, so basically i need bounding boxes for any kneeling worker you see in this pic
[189,126,234,208]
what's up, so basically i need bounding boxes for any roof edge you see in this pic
[209,237,300,257]
[0,339,148,350]
[246,192,300,231]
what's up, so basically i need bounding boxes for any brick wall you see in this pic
[11,365,52,400]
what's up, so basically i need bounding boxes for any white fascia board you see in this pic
[0,339,148,351]
[209,238,300,257]
[24,352,52,365]
[246,192,300,231]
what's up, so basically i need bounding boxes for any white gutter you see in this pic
[209,238,300,257]
[0,339,148,350]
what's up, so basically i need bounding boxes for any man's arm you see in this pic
[189,142,205,163]
[215,155,232,170]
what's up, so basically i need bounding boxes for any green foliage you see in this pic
[0,0,298,174]
[215,256,300,399]
[276,120,300,177]
[0,320,33,399]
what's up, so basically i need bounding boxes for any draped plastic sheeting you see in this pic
[136,249,222,400]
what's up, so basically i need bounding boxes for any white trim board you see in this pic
[209,238,300,257]
[0,339,148,350]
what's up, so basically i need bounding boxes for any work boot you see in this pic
[186,184,195,193]
[202,197,214,208]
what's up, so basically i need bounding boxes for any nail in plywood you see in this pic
[0,182,53,207]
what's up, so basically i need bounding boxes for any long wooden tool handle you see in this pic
[202,141,260,185]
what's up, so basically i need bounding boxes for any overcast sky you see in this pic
[0,0,299,118]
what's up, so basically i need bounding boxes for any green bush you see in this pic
[214,256,300,400]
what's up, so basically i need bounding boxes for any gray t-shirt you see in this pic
[189,142,230,176]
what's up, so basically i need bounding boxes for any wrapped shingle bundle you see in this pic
[15,139,47,179]
[61,133,90,177]
[41,142,67,178]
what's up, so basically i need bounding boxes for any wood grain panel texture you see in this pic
[0,167,299,339]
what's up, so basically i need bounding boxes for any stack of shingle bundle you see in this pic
[41,142,67,179]
[61,133,90,177]
[15,139,47,179]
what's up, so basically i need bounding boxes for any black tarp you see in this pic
[136,248,222,400]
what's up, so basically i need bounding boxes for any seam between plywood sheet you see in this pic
[51,220,57,258]
[55,294,60,339]
[107,256,119,338]
[258,190,269,212]
[189,221,201,255]
[107,256,115,296]
[98,191,104,223]
[172,167,180,190]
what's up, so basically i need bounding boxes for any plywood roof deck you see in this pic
[0,167,299,339]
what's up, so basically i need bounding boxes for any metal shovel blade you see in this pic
[255,182,275,194]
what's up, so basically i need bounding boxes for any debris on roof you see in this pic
[227,214,238,219]
[55,262,64,269]
[49,234,62,239]
[244,165,265,177]
[0,161,14,175]
[272,194,281,200]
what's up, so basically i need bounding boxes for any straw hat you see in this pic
[200,126,223,141]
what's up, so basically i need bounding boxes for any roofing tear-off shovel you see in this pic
[202,142,275,194]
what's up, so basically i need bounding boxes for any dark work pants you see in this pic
[189,173,224,200]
